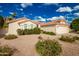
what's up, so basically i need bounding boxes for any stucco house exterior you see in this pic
[6,17,69,35]
[6,17,41,35]
[40,20,70,34]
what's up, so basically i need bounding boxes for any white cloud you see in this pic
[34,16,66,22]
[47,16,65,21]
[58,16,65,19]
[9,12,17,15]
[74,12,79,16]
[9,12,14,15]
[16,8,23,11]
[56,7,72,12]
[21,3,33,8]
[73,5,79,10]
[20,8,23,11]
[34,16,46,21]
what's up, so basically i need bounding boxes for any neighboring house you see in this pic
[40,19,70,34]
[6,17,69,35]
[6,17,41,35]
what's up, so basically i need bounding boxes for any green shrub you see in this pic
[17,27,41,35]
[0,15,4,29]
[33,27,41,34]
[4,34,17,40]
[59,35,75,43]
[42,31,55,35]
[0,45,15,56]
[36,40,62,56]
[73,36,79,40]
[70,18,79,31]
[23,29,29,35]
[24,29,34,35]
[17,29,24,35]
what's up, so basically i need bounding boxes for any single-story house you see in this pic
[6,17,69,35]
[6,17,41,35]
[40,19,70,34]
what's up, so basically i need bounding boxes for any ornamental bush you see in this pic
[33,27,41,34]
[4,34,17,40]
[0,45,15,56]
[17,27,41,35]
[17,29,24,35]
[36,40,62,56]
[73,36,79,40]
[59,35,75,43]
[42,31,55,35]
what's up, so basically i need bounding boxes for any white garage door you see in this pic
[56,26,69,34]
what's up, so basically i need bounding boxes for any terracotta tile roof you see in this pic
[7,17,41,25]
[30,20,42,25]
[18,20,42,25]
[7,17,30,23]
[7,17,68,27]
[40,19,67,27]
[17,20,29,24]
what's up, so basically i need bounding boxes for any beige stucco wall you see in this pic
[6,21,39,35]
[41,25,69,35]
[41,26,56,33]
[6,22,20,35]
[56,25,69,34]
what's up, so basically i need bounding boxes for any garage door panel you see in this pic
[56,26,69,34]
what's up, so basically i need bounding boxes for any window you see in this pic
[24,24,27,29]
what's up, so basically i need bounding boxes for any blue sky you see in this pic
[0,3,79,23]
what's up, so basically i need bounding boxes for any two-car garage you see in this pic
[56,25,69,34]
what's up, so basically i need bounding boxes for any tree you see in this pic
[70,18,79,31]
[11,12,16,18]
[8,12,16,21]
[0,15,4,28]
[7,16,13,21]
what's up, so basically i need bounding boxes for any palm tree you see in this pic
[8,12,17,21]
[11,12,16,18]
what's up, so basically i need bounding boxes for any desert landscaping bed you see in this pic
[0,34,79,56]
